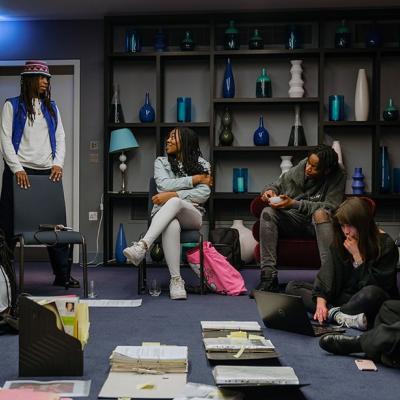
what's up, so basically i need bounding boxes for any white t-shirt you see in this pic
[0,99,66,174]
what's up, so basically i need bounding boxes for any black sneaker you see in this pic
[53,276,80,289]
[249,274,279,299]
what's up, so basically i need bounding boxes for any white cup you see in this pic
[269,196,282,204]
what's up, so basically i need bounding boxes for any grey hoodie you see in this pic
[262,158,346,217]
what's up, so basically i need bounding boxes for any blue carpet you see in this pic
[0,263,399,399]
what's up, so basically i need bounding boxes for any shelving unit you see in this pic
[103,10,400,264]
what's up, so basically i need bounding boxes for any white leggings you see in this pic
[143,197,202,278]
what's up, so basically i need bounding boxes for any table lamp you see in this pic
[109,128,139,193]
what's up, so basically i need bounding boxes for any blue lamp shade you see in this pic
[109,128,139,153]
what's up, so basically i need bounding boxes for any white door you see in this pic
[0,60,80,261]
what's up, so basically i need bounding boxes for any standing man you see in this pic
[255,144,346,293]
[0,60,79,288]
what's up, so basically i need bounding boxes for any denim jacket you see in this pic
[151,156,211,216]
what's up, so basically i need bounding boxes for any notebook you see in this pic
[253,291,345,337]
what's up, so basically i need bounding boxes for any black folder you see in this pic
[19,296,83,377]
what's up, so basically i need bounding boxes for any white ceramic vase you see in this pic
[280,155,293,177]
[332,140,345,169]
[230,220,257,264]
[288,60,304,98]
[355,69,369,121]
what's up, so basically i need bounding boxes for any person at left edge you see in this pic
[0,60,79,288]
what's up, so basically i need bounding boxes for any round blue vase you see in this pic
[253,116,269,146]
[115,223,127,263]
[222,58,235,98]
[352,167,365,195]
[139,92,155,123]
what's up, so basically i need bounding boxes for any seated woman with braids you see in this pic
[286,197,399,330]
[123,127,212,300]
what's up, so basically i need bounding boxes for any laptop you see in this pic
[254,291,345,337]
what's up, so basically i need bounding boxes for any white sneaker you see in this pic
[169,277,187,300]
[329,307,368,331]
[123,241,146,266]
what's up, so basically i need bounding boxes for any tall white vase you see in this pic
[288,60,304,98]
[355,69,369,121]
[280,155,293,177]
[332,140,345,169]
[230,220,257,264]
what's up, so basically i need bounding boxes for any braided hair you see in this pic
[308,144,339,175]
[20,75,55,124]
[168,127,208,177]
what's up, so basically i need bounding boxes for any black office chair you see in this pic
[13,175,88,297]
[138,177,205,295]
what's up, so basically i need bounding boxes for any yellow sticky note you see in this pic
[248,334,264,340]
[142,342,161,346]
[136,383,155,390]
[228,331,248,338]
[118,397,131,400]
[233,345,245,359]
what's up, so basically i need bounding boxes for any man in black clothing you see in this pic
[320,300,400,368]
[256,144,346,293]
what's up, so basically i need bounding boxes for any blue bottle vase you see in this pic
[379,146,391,193]
[352,167,365,195]
[139,92,155,123]
[253,116,269,146]
[115,223,128,263]
[125,29,141,53]
[222,58,235,98]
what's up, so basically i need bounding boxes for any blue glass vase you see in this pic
[286,24,301,50]
[125,29,141,53]
[253,116,269,146]
[379,146,391,193]
[154,29,167,52]
[222,58,235,98]
[352,167,365,195]
[233,168,248,193]
[139,92,155,123]
[115,223,127,264]
[365,24,382,48]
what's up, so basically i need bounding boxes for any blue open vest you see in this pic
[7,96,58,158]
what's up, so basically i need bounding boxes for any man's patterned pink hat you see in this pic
[21,60,51,77]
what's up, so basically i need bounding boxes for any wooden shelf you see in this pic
[214,97,319,104]
[322,121,376,127]
[323,48,377,57]
[160,122,210,128]
[106,192,148,199]
[379,121,400,127]
[213,146,312,152]
[213,192,258,200]
[110,51,211,59]
[213,49,320,57]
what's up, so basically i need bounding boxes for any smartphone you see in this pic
[355,359,377,371]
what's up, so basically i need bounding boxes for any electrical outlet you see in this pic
[89,211,98,221]
[89,140,99,150]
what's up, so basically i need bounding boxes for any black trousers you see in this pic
[360,300,400,367]
[0,163,72,280]
[286,280,390,324]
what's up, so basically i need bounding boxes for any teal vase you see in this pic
[383,98,399,121]
[115,223,127,263]
[256,68,272,98]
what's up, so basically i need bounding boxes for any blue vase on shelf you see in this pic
[154,29,167,51]
[253,116,269,146]
[352,168,365,195]
[379,146,391,193]
[286,24,301,50]
[125,29,141,53]
[115,223,127,264]
[139,92,155,123]
[222,58,235,98]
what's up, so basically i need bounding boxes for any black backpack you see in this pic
[209,228,242,269]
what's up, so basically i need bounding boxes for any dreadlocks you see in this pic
[20,75,55,124]
[168,127,208,177]
[309,144,339,175]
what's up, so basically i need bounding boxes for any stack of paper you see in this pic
[28,296,90,348]
[201,321,262,338]
[110,345,188,373]
[213,366,300,387]
[203,337,275,353]
[173,382,244,400]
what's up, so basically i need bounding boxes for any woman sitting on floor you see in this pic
[286,196,399,330]
[123,127,212,300]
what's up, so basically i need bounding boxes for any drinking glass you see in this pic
[88,280,97,299]
[149,279,161,296]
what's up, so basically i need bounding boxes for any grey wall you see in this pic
[0,20,104,256]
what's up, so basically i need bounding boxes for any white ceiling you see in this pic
[1,0,400,20]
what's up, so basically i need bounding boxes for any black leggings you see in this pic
[286,280,390,323]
